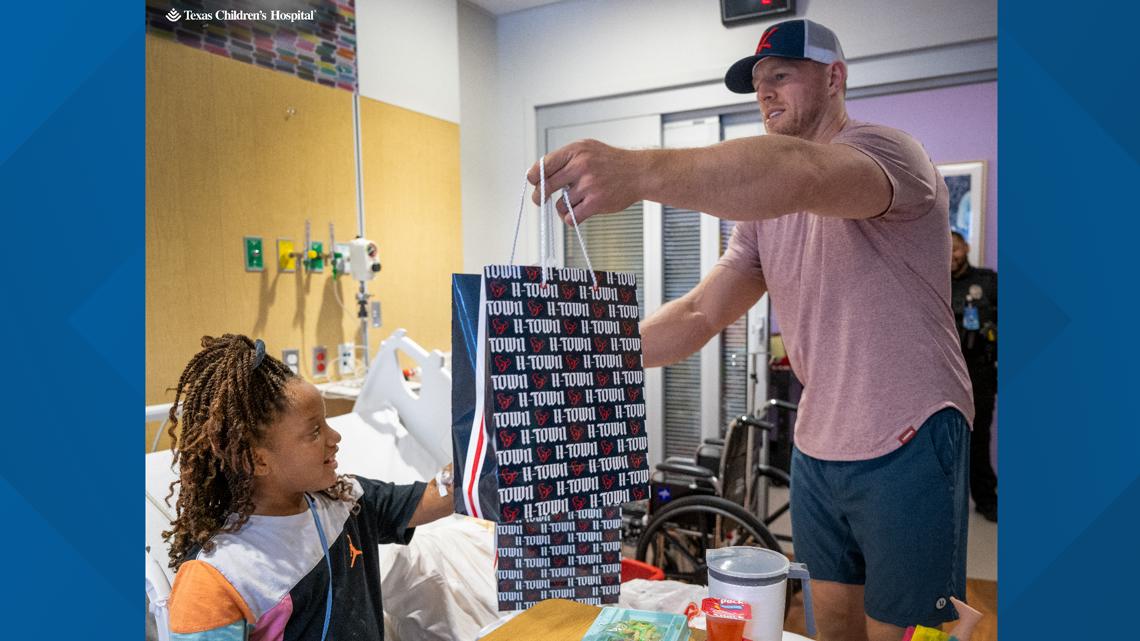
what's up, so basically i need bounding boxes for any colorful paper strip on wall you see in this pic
[146,0,356,91]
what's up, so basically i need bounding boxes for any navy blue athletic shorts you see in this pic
[790,407,970,628]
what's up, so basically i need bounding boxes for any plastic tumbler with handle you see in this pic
[706,547,816,641]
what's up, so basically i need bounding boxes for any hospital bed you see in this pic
[145,330,501,641]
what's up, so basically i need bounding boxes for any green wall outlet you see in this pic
[307,241,324,272]
[244,236,264,272]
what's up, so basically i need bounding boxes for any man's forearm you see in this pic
[641,298,720,368]
[641,265,766,368]
[637,133,888,222]
[638,135,818,222]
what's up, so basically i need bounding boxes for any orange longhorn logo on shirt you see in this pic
[347,534,363,568]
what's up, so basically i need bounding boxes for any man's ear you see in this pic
[828,61,848,96]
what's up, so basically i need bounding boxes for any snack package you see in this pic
[580,606,690,641]
[701,598,752,641]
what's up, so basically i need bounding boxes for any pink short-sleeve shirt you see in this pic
[718,119,974,461]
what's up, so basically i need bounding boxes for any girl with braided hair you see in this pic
[162,334,454,641]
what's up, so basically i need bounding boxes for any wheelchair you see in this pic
[626,400,798,585]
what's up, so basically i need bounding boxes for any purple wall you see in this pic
[846,81,998,269]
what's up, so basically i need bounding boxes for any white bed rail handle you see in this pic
[353,329,452,468]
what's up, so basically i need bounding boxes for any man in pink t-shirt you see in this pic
[529,19,975,641]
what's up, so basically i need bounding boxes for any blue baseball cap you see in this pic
[725,19,846,94]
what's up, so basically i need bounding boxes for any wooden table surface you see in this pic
[479,599,810,641]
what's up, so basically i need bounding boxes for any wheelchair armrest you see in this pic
[703,437,725,447]
[656,460,717,480]
[765,399,799,412]
[756,463,791,486]
[735,415,777,432]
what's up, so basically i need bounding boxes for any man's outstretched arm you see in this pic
[529,135,892,225]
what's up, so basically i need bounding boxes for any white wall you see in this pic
[357,0,461,124]
[458,1,500,265]
[459,0,997,272]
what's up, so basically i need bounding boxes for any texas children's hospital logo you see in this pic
[165,6,315,22]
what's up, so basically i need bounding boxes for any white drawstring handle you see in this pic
[563,190,598,289]
[507,158,598,289]
[508,175,528,266]
[539,157,549,285]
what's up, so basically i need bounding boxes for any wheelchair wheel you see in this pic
[634,495,783,584]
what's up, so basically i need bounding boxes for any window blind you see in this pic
[563,202,644,316]
[661,206,702,459]
[719,220,749,432]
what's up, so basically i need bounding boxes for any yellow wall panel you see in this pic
[146,36,462,449]
[358,97,463,367]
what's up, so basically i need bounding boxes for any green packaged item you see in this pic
[580,607,690,641]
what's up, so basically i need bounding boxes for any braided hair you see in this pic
[162,334,352,570]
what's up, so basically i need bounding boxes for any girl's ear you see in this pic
[252,446,272,477]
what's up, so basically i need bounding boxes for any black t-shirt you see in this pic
[951,264,997,368]
[168,477,426,641]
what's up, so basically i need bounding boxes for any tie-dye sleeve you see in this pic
[167,560,254,640]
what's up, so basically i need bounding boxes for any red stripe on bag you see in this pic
[466,415,486,519]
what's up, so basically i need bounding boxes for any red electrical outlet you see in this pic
[313,346,328,378]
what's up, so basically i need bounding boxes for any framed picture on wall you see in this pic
[939,161,986,266]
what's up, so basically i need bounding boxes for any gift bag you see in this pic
[451,265,650,523]
[452,166,651,610]
[495,506,623,610]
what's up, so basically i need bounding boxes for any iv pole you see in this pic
[352,89,371,370]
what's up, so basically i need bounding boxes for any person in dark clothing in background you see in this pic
[951,231,998,522]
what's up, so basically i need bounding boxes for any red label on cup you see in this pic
[703,598,752,641]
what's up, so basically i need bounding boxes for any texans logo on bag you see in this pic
[494,355,512,373]
[498,430,517,448]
